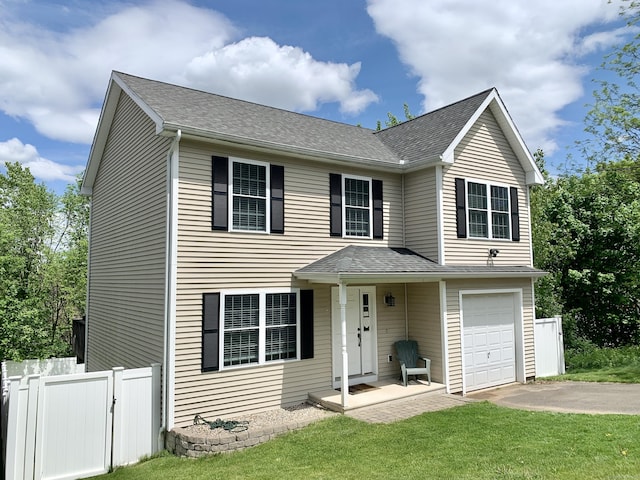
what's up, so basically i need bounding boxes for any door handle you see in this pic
[357,327,361,347]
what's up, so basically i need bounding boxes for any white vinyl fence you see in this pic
[2,362,161,480]
[534,317,566,377]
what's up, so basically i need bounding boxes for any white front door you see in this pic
[332,286,377,385]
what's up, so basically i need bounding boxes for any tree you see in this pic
[375,103,415,131]
[532,155,640,347]
[0,163,88,360]
[582,1,640,164]
[0,162,59,359]
[43,178,90,348]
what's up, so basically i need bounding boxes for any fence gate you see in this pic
[2,363,161,480]
[534,317,565,377]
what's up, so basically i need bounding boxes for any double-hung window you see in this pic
[466,180,511,240]
[231,159,269,232]
[344,176,372,237]
[212,156,285,234]
[222,290,299,368]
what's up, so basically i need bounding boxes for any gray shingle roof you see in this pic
[114,72,401,164]
[294,246,544,278]
[374,89,493,164]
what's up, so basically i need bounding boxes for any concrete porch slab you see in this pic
[309,379,446,412]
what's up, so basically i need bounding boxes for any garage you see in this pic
[462,292,518,391]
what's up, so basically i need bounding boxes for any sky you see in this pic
[0,0,634,194]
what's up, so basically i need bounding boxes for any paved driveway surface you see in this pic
[469,381,640,415]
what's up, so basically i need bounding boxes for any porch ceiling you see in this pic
[294,246,545,284]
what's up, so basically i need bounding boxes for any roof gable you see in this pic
[375,89,543,185]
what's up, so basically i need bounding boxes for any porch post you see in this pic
[339,282,349,408]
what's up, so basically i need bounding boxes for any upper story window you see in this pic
[344,176,372,237]
[212,156,284,234]
[329,173,383,239]
[455,178,520,242]
[232,160,268,232]
[467,181,510,239]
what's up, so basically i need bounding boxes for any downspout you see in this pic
[402,169,408,340]
[436,165,445,265]
[84,198,93,371]
[439,280,450,393]
[401,174,406,248]
[404,283,409,340]
[339,282,349,409]
[163,129,181,437]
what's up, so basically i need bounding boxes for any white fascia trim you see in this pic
[441,90,544,186]
[163,130,181,431]
[81,77,123,196]
[112,72,165,134]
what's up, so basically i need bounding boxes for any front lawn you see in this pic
[95,402,640,480]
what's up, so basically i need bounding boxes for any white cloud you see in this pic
[0,138,84,182]
[0,0,377,145]
[183,37,378,114]
[366,0,629,153]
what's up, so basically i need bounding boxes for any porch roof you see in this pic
[294,246,545,284]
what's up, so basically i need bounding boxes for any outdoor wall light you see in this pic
[384,293,396,307]
[489,248,500,258]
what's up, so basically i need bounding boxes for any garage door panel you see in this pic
[463,294,517,392]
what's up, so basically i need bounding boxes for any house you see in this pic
[81,71,544,432]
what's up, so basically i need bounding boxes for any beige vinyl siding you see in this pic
[407,282,443,383]
[404,169,438,260]
[374,284,410,380]
[442,109,532,266]
[87,92,169,371]
[173,142,404,426]
[444,278,535,393]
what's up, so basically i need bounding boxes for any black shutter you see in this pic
[212,156,229,230]
[372,179,383,239]
[270,165,285,234]
[455,178,467,238]
[329,174,342,236]
[300,289,314,359]
[202,293,221,372]
[510,187,520,242]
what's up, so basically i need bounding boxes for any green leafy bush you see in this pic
[566,344,640,370]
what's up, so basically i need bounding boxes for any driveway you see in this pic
[468,381,640,415]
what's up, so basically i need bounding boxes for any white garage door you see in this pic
[463,293,516,391]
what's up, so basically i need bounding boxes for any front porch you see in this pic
[309,378,446,413]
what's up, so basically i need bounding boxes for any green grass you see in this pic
[546,364,640,383]
[544,345,640,383]
[94,402,640,480]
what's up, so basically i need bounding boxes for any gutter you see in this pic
[293,269,547,284]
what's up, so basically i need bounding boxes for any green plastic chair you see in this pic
[394,340,431,386]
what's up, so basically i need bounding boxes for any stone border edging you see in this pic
[165,417,320,457]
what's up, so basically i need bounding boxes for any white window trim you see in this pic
[219,288,300,370]
[342,174,373,239]
[465,178,512,241]
[228,156,271,234]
